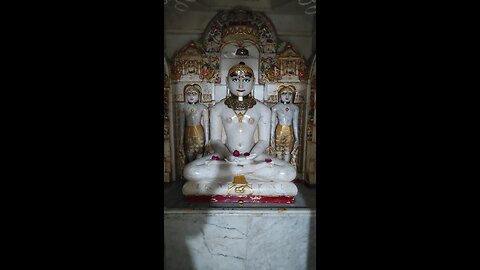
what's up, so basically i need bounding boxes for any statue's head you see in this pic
[278,85,296,104]
[227,62,255,98]
[184,84,202,104]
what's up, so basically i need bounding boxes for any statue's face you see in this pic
[280,90,294,103]
[227,71,254,97]
[186,90,199,104]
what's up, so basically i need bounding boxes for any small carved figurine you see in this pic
[179,84,209,163]
[270,85,299,163]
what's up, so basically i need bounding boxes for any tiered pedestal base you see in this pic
[182,181,298,204]
[185,195,295,204]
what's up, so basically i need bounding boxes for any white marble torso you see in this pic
[211,99,270,154]
[271,103,299,126]
[182,103,208,126]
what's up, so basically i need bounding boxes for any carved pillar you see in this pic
[164,56,176,183]
[305,56,316,185]
[164,73,172,182]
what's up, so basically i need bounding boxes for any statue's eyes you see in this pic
[231,78,239,82]
[243,78,250,83]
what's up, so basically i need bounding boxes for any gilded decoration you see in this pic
[183,83,202,100]
[259,56,279,84]
[276,84,306,104]
[172,41,205,81]
[277,43,308,82]
[224,95,257,111]
[227,175,253,195]
[202,8,277,54]
[174,82,214,104]
[200,55,220,83]
[222,24,259,47]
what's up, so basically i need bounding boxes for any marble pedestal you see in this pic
[165,180,316,270]
[182,180,298,203]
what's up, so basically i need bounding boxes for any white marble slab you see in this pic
[164,210,316,270]
[182,181,298,196]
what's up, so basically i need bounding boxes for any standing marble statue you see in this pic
[271,85,299,163]
[179,84,209,163]
[182,62,298,199]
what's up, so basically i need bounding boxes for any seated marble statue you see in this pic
[182,62,297,198]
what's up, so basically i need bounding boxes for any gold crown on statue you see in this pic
[222,24,258,45]
[277,84,297,94]
[277,85,296,103]
[184,84,202,99]
[228,62,254,77]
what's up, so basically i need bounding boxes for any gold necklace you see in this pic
[225,95,256,111]
[234,110,246,122]
[225,95,256,123]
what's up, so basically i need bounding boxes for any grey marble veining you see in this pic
[246,213,316,270]
[165,210,316,270]
[165,179,316,270]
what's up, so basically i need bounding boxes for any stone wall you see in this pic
[164,10,315,62]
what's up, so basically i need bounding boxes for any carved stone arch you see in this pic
[202,7,279,54]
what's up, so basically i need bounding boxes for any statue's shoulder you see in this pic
[271,103,281,110]
[210,99,226,112]
[254,99,271,112]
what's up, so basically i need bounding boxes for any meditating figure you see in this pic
[182,62,297,185]
[179,84,209,163]
[271,85,299,163]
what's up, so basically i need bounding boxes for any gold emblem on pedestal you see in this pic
[227,175,253,195]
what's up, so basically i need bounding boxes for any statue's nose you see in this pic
[239,79,243,88]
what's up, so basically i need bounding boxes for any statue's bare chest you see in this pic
[184,105,203,117]
[277,105,295,117]
[221,106,260,126]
